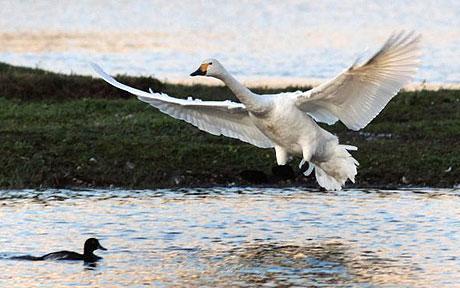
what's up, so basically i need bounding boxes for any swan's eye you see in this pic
[209,62,213,65]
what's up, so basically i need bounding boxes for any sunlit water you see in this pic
[0,187,459,287]
[0,1,459,84]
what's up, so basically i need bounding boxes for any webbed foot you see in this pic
[272,164,295,181]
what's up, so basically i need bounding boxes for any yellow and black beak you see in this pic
[190,63,209,76]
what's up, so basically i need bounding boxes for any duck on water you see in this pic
[92,31,421,190]
[11,238,107,262]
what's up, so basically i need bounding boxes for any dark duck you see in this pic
[12,238,107,262]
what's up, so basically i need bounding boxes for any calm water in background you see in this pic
[0,0,459,84]
[0,187,459,287]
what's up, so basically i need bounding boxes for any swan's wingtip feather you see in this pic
[90,62,113,82]
[90,62,104,74]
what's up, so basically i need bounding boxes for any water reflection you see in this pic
[196,240,416,287]
[83,262,99,270]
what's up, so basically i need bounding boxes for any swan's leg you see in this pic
[274,146,289,165]
[273,146,294,180]
[302,146,312,162]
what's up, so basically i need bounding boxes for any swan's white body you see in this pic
[92,32,421,190]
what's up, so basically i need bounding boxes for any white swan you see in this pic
[92,31,421,190]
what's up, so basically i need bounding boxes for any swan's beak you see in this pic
[98,243,107,251]
[190,63,208,76]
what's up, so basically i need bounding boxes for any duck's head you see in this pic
[84,238,107,254]
[190,58,225,78]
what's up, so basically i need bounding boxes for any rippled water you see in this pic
[1,187,459,287]
[0,1,459,84]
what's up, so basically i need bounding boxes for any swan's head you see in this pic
[190,58,225,78]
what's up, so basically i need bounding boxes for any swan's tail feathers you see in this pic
[313,144,359,191]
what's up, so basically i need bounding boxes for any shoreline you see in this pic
[0,60,459,92]
[158,76,460,92]
[3,184,459,192]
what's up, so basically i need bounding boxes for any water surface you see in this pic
[0,1,459,84]
[1,187,459,287]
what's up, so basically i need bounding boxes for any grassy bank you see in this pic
[0,62,459,189]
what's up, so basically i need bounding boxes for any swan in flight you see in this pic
[92,31,421,190]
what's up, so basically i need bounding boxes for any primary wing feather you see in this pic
[296,31,421,130]
[92,64,273,148]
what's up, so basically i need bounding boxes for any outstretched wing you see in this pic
[92,64,273,148]
[296,31,422,130]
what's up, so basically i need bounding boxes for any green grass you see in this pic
[0,62,459,188]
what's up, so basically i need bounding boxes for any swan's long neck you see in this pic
[217,70,269,113]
